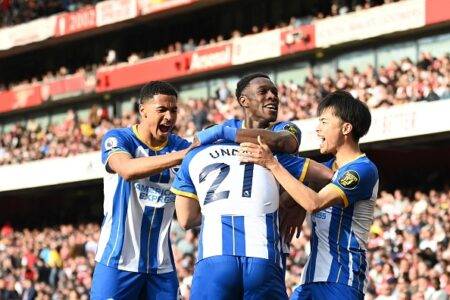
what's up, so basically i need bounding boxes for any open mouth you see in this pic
[158,124,172,134]
[263,103,278,112]
[318,136,326,148]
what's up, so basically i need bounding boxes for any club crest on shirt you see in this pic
[283,124,300,139]
[338,170,359,189]
[104,137,118,151]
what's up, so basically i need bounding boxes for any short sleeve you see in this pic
[276,154,310,182]
[171,134,191,151]
[271,121,302,146]
[170,155,198,200]
[329,162,378,207]
[101,129,132,166]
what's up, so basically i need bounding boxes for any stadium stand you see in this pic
[0,0,449,298]
[0,53,448,165]
[0,188,449,299]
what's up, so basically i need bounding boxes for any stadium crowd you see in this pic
[0,0,404,91]
[0,0,399,29]
[0,187,449,299]
[1,53,449,165]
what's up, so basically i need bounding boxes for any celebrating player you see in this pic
[170,141,312,299]
[91,81,197,299]
[196,73,334,253]
[239,91,379,300]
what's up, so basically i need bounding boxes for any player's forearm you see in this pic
[269,161,321,212]
[121,149,188,180]
[236,129,298,154]
[305,160,334,188]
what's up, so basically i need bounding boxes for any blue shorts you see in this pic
[191,255,287,300]
[290,282,364,300]
[90,262,179,300]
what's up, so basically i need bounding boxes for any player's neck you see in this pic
[243,116,270,129]
[136,123,167,149]
[335,141,363,168]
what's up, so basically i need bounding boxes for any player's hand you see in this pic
[279,199,305,242]
[238,136,277,169]
[196,125,237,145]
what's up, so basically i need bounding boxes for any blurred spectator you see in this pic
[0,53,449,165]
[1,187,448,299]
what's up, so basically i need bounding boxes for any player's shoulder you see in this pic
[269,120,301,142]
[222,118,242,128]
[104,127,133,138]
[183,142,237,163]
[167,133,190,148]
[338,155,378,187]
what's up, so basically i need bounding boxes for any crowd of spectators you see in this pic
[0,0,399,29]
[0,0,98,28]
[0,187,449,299]
[1,53,449,166]
[0,0,404,91]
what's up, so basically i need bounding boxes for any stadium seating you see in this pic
[0,188,448,298]
[1,54,448,165]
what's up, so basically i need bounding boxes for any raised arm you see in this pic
[196,123,300,154]
[235,129,299,154]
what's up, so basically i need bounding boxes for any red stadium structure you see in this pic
[0,0,449,298]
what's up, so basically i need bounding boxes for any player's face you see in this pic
[316,107,344,155]
[241,78,279,124]
[140,94,177,142]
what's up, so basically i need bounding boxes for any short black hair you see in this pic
[139,81,178,104]
[235,73,270,99]
[317,90,371,142]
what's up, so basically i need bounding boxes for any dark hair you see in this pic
[235,73,270,99]
[317,90,371,142]
[139,81,177,104]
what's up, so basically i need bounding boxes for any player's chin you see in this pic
[263,111,278,122]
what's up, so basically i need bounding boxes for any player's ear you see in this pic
[342,122,353,136]
[238,95,249,108]
[139,104,147,119]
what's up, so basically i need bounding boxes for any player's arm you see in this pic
[239,138,342,213]
[108,149,190,181]
[235,129,298,154]
[279,191,307,241]
[196,124,299,154]
[303,160,334,189]
[175,195,201,230]
[103,132,199,181]
[171,153,200,230]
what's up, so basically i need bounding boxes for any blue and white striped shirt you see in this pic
[96,125,190,274]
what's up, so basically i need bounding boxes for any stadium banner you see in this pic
[96,0,138,27]
[40,74,87,101]
[0,16,57,50]
[315,0,426,48]
[55,6,97,37]
[0,84,42,113]
[280,25,315,55]
[295,100,450,152]
[188,42,232,73]
[138,0,196,15]
[425,0,450,25]
[0,152,104,192]
[231,29,281,65]
[96,53,190,92]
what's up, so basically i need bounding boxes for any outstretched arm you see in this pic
[236,129,299,154]
[196,124,299,154]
